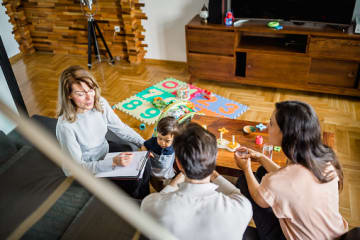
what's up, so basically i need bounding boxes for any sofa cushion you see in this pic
[7,115,58,150]
[0,145,66,239]
[22,181,92,239]
[60,196,139,240]
[0,130,18,165]
[31,115,58,137]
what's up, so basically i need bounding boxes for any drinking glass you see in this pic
[262,143,273,160]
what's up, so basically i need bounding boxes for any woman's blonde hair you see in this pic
[57,65,102,122]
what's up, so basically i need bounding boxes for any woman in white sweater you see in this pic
[56,65,150,199]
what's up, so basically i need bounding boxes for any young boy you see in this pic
[143,116,178,191]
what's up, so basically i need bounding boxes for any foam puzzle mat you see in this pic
[113,78,249,125]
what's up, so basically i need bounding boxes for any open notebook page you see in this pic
[95,151,148,178]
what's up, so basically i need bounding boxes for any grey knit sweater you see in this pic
[56,97,144,176]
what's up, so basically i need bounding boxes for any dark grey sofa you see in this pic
[0,115,139,240]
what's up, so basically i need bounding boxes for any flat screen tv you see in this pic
[231,0,356,25]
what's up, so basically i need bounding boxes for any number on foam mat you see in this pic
[161,81,179,89]
[219,103,239,115]
[140,108,160,119]
[122,99,143,110]
[195,95,218,107]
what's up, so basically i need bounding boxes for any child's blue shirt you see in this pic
[144,137,175,179]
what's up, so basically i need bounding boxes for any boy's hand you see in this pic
[210,170,220,182]
[140,145,154,158]
[112,152,133,168]
[169,172,185,187]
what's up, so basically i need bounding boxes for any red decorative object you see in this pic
[255,135,263,145]
[202,89,213,99]
[224,11,234,26]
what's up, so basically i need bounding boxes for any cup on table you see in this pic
[262,143,273,160]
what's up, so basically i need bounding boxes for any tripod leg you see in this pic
[94,20,115,64]
[90,20,101,63]
[87,20,93,69]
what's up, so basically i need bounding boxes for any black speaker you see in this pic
[208,0,226,24]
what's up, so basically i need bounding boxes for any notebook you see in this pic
[95,151,149,180]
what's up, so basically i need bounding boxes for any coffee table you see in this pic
[192,115,334,176]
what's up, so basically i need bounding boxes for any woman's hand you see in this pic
[234,147,252,170]
[112,152,134,167]
[247,147,265,162]
[234,146,264,170]
[236,146,265,161]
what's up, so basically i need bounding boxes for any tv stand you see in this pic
[186,15,360,97]
[326,24,349,33]
[292,21,305,25]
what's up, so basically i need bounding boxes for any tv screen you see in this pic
[231,0,356,25]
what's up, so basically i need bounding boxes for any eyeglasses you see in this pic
[72,89,95,97]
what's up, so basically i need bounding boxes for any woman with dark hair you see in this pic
[235,100,348,240]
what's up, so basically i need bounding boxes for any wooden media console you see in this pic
[186,15,360,97]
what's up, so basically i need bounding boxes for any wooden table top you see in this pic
[192,115,334,176]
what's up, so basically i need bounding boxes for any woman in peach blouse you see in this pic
[235,101,348,240]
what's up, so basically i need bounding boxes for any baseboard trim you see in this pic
[144,58,186,65]
[9,53,23,64]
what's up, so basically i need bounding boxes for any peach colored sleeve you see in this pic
[257,174,275,207]
[257,174,286,218]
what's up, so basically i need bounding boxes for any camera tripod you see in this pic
[87,16,115,69]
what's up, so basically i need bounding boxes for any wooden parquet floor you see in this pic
[11,53,360,229]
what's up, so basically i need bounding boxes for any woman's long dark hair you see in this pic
[275,101,343,191]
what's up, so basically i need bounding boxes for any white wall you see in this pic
[141,0,207,62]
[0,0,20,134]
[0,0,19,57]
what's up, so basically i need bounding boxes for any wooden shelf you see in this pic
[236,39,305,56]
[186,15,360,97]
[3,0,148,64]
[235,48,306,57]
